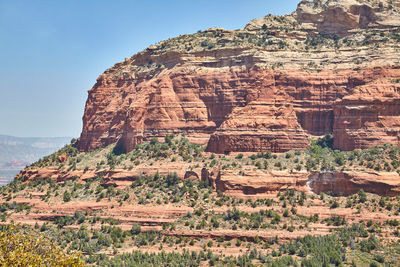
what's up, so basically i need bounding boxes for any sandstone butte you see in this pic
[17,0,400,198]
[77,0,400,154]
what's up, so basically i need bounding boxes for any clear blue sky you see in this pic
[0,0,299,138]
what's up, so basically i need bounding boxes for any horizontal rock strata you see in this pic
[77,0,400,153]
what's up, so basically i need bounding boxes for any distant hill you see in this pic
[0,135,72,185]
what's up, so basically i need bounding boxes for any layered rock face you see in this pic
[294,0,395,35]
[333,67,400,150]
[201,169,400,197]
[78,0,400,153]
[308,171,400,196]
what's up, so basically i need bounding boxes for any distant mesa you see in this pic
[0,135,71,185]
[1,160,30,169]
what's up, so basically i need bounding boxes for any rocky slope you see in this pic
[78,0,400,153]
[18,135,400,197]
[4,140,400,265]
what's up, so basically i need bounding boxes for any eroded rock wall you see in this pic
[77,0,400,153]
[308,171,400,196]
[333,67,400,150]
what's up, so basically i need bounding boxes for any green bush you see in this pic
[63,191,71,202]
[131,224,142,235]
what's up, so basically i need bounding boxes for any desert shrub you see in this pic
[74,211,86,224]
[324,215,345,226]
[54,216,75,228]
[283,209,289,217]
[90,250,201,266]
[235,153,243,159]
[166,172,180,187]
[315,134,334,149]
[330,200,339,209]
[63,191,71,202]
[360,235,379,252]
[334,153,345,166]
[387,219,399,227]
[357,189,367,203]
[281,234,344,266]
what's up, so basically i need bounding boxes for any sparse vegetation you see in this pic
[2,0,400,264]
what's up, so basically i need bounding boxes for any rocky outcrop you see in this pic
[17,165,200,186]
[78,0,400,153]
[17,160,400,197]
[308,171,400,196]
[295,0,400,35]
[334,98,400,150]
[204,169,400,197]
[203,169,309,197]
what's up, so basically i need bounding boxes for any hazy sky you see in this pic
[0,0,299,138]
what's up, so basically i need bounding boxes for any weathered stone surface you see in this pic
[77,0,400,153]
[333,67,400,150]
[17,165,195,186]
[204,169,400,197]
[294,0,400,35]
[206,100,310,153]
[207,169,309,197]
[308,171,400,196]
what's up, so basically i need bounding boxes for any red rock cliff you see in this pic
[78,0,400,153]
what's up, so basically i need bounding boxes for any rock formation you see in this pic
[78,0,400,153]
